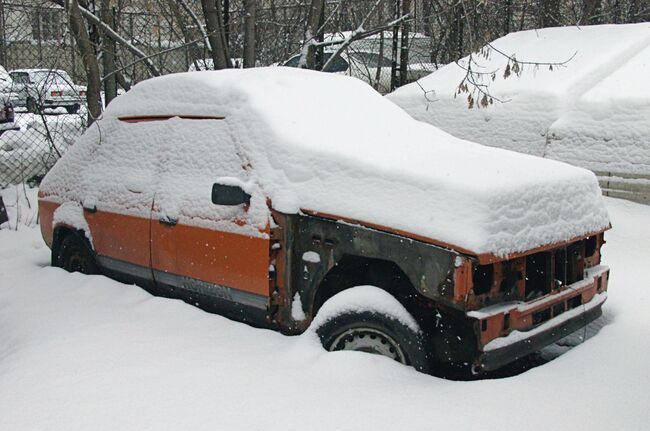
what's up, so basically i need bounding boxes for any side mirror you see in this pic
[212,183,251,206]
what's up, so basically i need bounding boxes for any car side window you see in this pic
[283,55,300,68]
[322,53,349,73]
[284,53,348,73]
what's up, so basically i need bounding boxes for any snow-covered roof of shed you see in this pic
[95,68,609,257]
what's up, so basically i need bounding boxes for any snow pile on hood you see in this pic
[43,68,609,256]
[387,23,650,177]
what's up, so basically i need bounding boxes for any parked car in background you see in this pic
[0,66,19,136]
[38,69,610,376]
[9,69,85,114]
[282,50,434,94]
[187,58,246,71]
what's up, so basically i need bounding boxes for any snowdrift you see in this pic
[42,68,609,257]
[388,23,650,202]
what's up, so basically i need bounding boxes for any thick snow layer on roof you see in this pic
[388,23,650,176]
[42,68,609,256]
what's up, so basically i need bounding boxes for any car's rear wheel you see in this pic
[26,97,38,114]
[314,288,431,373]
[56,232,98,274]
[65,104,80,114]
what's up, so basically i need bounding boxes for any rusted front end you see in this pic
[453,233,609,372]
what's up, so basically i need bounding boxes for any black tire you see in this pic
[316,310,432,374]
[65,104,80,114]
[55,232,98,275]
[26,97,38,114]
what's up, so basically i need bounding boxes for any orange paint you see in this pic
[38,199,58,247]
[85,210,152,268]
[151,221,270,297]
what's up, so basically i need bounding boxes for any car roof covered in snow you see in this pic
[45,68,609,258]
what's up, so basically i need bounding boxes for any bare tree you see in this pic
[301,0,325,69]
[243,0,256,67]
[68,0,102,123]
[100,0,118,105]
[201,0,231,69]
[582,0,603,24]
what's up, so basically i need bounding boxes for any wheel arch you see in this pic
[310,254,434,323]
[51,224,93,266]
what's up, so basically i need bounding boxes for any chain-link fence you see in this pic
[0,1,197,188]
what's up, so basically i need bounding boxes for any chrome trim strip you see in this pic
[97,255,153,280]
[152,269,268,310]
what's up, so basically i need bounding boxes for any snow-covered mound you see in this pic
[388,23,650,178]
[42,68,609,257]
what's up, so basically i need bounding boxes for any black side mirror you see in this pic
[212,183,251,206]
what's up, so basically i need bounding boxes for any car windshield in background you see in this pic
[284,53,349,73]
[32,71,73,87]
[349,52,393,67]
[9,72,29,85]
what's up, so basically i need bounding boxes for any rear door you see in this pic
[79,119,157,285]
[150,117,271,321]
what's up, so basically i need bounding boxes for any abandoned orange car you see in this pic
[38,68,610,374]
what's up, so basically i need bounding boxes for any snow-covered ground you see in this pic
[1,185,648,430]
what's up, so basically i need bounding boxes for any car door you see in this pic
[150,117,271,321]
[79,118,157,285]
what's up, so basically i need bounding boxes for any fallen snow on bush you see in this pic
[388,23,650,176]
[0,195,648,430]
[41,68,608,256]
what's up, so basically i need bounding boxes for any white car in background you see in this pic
[10,69,85,114]
[281,50,434,94]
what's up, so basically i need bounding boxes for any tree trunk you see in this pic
[223,0,230,49]
[68,0,102,123]
[503,0,512,34]
[538,0,561,27]
[167,0,203,70]
[448,3,464,60]
[200,0,229,69]
[100,0,117,106]
[243,0,256,67]
[582,0,602,24]
[399,0,410,87]
[303,0,324,69]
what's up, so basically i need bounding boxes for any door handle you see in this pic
[159,215,178,226]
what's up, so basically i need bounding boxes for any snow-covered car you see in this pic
[10,69,85,114]
[282,50,434,93]
[38,68,610,375]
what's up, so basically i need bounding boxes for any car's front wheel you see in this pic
[314,287,431,373]
[55,232,98,274]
